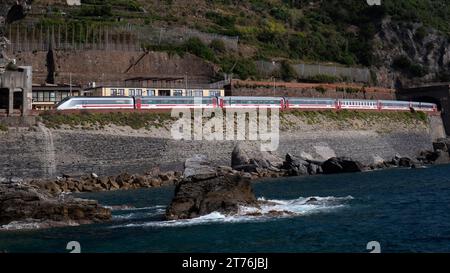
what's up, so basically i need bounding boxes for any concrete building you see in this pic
[85,77,225,97]
[0,66,32,117]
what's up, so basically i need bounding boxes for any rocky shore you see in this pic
[2,138,450,229]
[165,138,450,220]
[0,182,111,230]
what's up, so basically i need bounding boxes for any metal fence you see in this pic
[4,23,239,53]
[255,61,371,83]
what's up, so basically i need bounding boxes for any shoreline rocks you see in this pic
[0,183,111,230]
[321,157,364,174]
[166,154,258,220]
[28,170,182,194]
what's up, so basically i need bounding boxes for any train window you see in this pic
[194,90,203,97]
[147,90,155,96]
[129,89,136,96]
[209,90,221,97]
[136,89,143,96]
[118,89,125,96]
[173,90,183,96]
[111,89,118,96]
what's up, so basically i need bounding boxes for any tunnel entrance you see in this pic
[412,96,443,111]
[5,4,26,24]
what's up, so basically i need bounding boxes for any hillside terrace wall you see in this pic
[227,80,396,100]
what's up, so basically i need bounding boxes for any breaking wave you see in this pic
[111,205,166,220]
[110,196,354,229]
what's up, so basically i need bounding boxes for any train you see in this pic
[55,96,438,112]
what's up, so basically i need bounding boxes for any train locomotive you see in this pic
[56,96,438,112]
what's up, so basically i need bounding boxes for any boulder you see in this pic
[231,143,284,172]
[165,173,257,220]
[282,153,309,176]
[398,157,414,168]
[321,157,364,174]
[433,138,450,152]
[183,154,218,181]
[116,172,132,185]
[231,143,251,168]
[307,163,321,175]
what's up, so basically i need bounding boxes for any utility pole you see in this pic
[272,77,276,96]
[69,72,72,97]
[185,73,188,95]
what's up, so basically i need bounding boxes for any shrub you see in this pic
[279,60,297,82]
[183,37,215,62]
[0,123,7,132]
[210,39,226,53]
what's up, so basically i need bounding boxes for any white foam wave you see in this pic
[105,205,165,211]
[112,209,166,220]
[110,196,354,229]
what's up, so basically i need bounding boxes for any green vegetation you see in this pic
[27,0,450,79]
[278,60,298,82]
[0,123,8,132]
[40,111,175,130]
[284,110,428,125]
[393,55,428,78]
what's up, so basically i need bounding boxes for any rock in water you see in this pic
[166,154,258,220]
[165,173,257,220]
[0,183,111,229]
[321,157,364,174]
[184,154,218,181]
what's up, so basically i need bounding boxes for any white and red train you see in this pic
[55,96,438,112]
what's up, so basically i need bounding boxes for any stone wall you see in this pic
[14,50,217,85]
[227,80,396,100]
[0,115,442,180]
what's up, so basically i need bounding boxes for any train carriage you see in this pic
[410,102,437,112]
[286,98,336,109]
[55,97,134,110]
[55,96,438,113]
[338,99,379,110]
[138,96,217,109]
[379,100,411,111]
[219,96,284,109]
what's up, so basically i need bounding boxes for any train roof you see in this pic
[220,96,284,100]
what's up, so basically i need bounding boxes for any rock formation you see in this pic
[28,170,182,194]
[321,157,365,174]
[231,143,284,173]
[166,155,258,220]
[0,181,111,229]
[0,1,32,71]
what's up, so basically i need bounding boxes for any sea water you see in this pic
[1,164,450,253]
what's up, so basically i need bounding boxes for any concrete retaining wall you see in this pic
[0,121,441,180]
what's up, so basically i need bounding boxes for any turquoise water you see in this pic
[1,164,450,253]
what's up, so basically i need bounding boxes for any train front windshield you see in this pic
[55,97,72,108]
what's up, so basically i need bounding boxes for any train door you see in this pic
[335,100,341,110]
[135,97,142,110]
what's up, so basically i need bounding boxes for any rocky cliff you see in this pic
[373,18,450,88]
